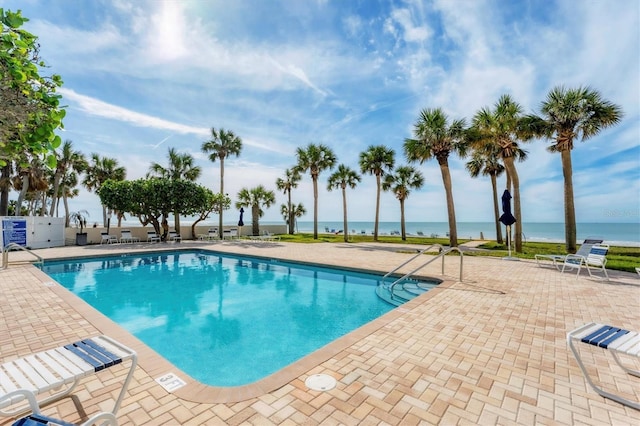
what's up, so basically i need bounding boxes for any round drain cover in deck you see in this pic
[305,374,336,391]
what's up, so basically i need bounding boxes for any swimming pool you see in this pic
[42,250,404,387]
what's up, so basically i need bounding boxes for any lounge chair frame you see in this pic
[568,323,640,410]
[100,233,118,245]
[0,335,137,418]
[147,231,161,243]
[535,237,603,270]
[561,244,609,280]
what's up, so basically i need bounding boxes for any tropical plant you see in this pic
[327,164,361,243]
[148,147,202,232]
[0,9,65,170]
[294,143,336,239]
[12,155,49,216]
[382,166,424,240]
[280,202,306,233]
[359,145,395,241]
[469,95,531,252]
[235,185,276,236]
[465,146,505,244]
[82,153,126,226]
[49,140,87,217]
[69,210,89,234]
[190,192,231,239]
[404,108,467,247]
[524,86,623,253]
[276,168,302,234]
[201,128,243,239]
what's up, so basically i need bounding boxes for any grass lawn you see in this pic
[276,232,640,273]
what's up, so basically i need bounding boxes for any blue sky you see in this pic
[4,0,639,224]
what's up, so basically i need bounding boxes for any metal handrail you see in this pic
[387,246,463,299]
[1,243,44,270]
[382,244,444,282]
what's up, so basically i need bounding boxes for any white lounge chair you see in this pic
[568,323,640,410]
[561,244,609,280]
[100,232,118,245]
[119,230,139,244]
[535,237,603,270]
[0,335,137,418]
[260,231,280,242]
[199,228,218,241]
[168,231,181,242]
[147,231,161,243]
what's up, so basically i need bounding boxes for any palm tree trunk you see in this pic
[342,186,348,243]
[374,174,381,241]
[561,149,577,253]
[491,174,503,243]
[174,212,180,234]
[63,194,70,227]
[0,164,10,216]
[252,205,260,236]
[219,157,225,239]
[15,175,29,216]
[400,198,406,241]
[438,159,458,247]
[312,177,318,239]
[49,172,61,216]
[288,189,294,235]
[503,157,522,252]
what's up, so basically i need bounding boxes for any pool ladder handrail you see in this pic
[1,243,44,270]
[384,244,463,299]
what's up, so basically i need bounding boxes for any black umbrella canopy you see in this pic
[238,208,244,227]
[499,189,516,226]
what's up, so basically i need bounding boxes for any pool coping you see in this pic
[33,247,454,403]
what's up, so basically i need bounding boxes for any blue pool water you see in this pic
[42,251,398,387]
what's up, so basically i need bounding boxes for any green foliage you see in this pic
[0,9,65,167]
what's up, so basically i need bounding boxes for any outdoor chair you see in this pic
[168,231,181,242]
[561,244,609,280]
[535,237,603,270]
[199,228,218,241]
[567,323,640,410]
[146,231,160,243]
[0,335,137,419]
[119,230,139,244]
[99,232,118,245]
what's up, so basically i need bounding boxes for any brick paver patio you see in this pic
[1,240,639,425]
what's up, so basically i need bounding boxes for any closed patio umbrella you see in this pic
[499,189,518,260]
[238,208,244,236]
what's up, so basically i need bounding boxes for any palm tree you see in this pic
[235,185,276,236]
[275,168,302,235]
[49,140,87,217]
[404,108,466,247]
[13,155,49,216]
[382,166,424,240]
[526,86,623,253]
[470,95,531,252]
[201,128,243,239]
[280,202,306,233]
[82,153,126,226]
[359,145,395,241]
[59,172,81,227]
[327,164,361,243]
[294,143,337,239]
[465,147,505,244]
[148,147,202,233]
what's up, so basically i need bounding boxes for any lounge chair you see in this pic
[168,231,181,242]
[199,228,218,241]
[100,232,118,245]
[119,230,139,244]
[0,335,137,419]
[535,237,603,270]
[567,323,640,410]
[260,231,280,242]
[146,231,160,243]
[561,244,609,280]
[7,389,118,425]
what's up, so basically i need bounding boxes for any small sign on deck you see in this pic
[155,372,186,392]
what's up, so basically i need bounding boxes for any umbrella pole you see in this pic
[503,224,519,261]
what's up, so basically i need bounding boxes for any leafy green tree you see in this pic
[359,145,395,241]
[404,108,466,247]
[525,86,623,253]
[470,95,531,252]
[295,143,336,239]
[327,164,361,243]
[99,178,212,235]
[382,166,424,240]
[201,128,242,238]
[82,153,126,226]
[235,185,276,236]
[0,9,65,170]
[190,191,231,239]
[276,168,302,235]
[466,146,505,244]
[49,140,87,217]
[148,147,202,232]
[280,202,306,233]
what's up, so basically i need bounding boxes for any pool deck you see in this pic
[1,240,639,425]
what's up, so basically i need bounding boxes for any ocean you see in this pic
[285,221,640,247]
